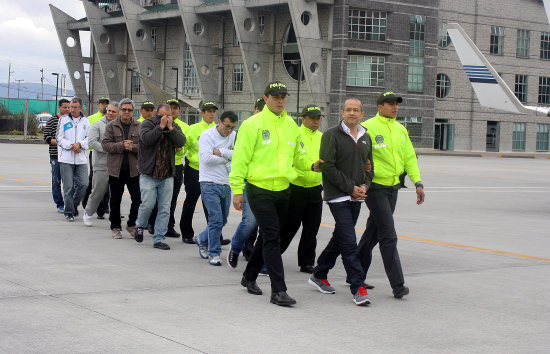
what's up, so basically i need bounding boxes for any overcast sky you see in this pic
[0,0,88,94]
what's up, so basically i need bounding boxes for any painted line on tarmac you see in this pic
[5,178,549,263]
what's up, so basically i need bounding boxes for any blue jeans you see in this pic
[198,182,231,257]
[50,157,64,208]
[230,184,258,253]
[59,162,88,216]
[136,175,173,244]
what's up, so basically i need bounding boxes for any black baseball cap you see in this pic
[167,99,181,108]
[301,104,322,118]
[98,97,110,104]
[141,101,155,109]
[254,97,265,111]
[201,101,218,111]
[376,91,403,105]
[264,81,288,96]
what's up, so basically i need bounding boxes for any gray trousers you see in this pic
[59,162,88,216]
[84,169,109,216]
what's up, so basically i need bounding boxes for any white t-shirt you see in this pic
[198,126,236,185]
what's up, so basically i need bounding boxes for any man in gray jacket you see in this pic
[83,102,119,230]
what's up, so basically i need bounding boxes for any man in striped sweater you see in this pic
[43,99,70,213]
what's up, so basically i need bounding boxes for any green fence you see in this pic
[0,98,58,115]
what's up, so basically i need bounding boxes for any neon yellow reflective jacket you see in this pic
[292,124,322,188]
[185,118,216,170]
[87,111,103,150]
[137,116,144,122]
[174,117,190,166]
[229,106,313,194]
[361,112,421,186]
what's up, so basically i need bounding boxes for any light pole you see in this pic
[52,73,59,104]
[127,68,134,100]
[291,59,302,117]
[84,71,91,115]
[172,67,179,99]
[15,79,24,99]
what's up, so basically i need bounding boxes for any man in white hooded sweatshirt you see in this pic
[57,97,90,222]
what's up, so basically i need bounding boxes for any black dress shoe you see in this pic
[240,276,262,295]
[134,227,144,243]
[393,286,409,299]
[96,214,105,220]
[270,291,296,306]
[300,265,314,274]
[147,224,155,235]
[165,228,181,238]
[153,242,171,250]
[220,238,231,246]
[182,236,195,244]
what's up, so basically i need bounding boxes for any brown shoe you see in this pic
[125,225,136,238]
[112,228,123,239]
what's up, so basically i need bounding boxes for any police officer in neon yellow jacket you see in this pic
[179,101,217,244]
[229,81,322,306]
[357,91,425,299]
[279,104,324,274]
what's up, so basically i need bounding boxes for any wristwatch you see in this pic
[415,182,424,189]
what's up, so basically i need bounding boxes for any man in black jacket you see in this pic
[134,104,186,250]
[309,97,373,306]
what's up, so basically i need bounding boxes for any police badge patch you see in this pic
[300,141,304,149]
[262,130,270,140]
[375,135,384,144]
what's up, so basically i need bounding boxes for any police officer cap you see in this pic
[254,97,265,111]
[98,97,110,104]
[264,81,289,96]
[201,101,218,112]
[141,101,155,109]
[376,91,403,105]
[301,104,322,118]
[166,98,181,107]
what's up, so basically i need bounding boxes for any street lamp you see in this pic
[51,73,59,104]
[290,59,302,117]
[127,68,134,100]
[172,67,179,100]
[15,79,24,99]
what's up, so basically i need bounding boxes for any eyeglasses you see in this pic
[121,108,133,112]
[222,124,236,131]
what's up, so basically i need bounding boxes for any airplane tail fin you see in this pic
[446,23,527,114]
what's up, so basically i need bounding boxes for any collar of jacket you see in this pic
[375,112,396,124]
[261,105,288,122]
[300,124,318,135]
[199,118,215,127]
[100,116,109,124]
[68,113,82,119]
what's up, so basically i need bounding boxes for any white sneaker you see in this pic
[83,212,93,226]
[209,255,222,266]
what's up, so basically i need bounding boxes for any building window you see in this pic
[232,64,244,92]
[348,9,387,41]
[438,22,451,48]
[408,15,426,92]
[490,26,505,55]
[514,75,528,103]
[436,73,451,98]
[233,26,240,46]
[512,123,526,151]
[282,24,305,81]
[541,32,550,59]
[151,26,158,51]
[346,55,385,87]
[183,36,199,95]
[259,15,265,36]
[516,29,530,58]
[132,72,141,93]
[537,124,549,151]
[538,76,550,104]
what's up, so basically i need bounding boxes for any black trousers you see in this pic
[108,169,141,230]
[243,184,290,293]
[280,183,323,267]
[357,187,405,289]
[179,160,208,238]
[149,164,184,231]
[313,201,365,294]
[83,151,109,215]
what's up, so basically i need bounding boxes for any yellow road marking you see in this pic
[0,177,51,185]
[4,178,550,263]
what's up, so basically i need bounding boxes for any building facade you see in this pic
[50,0,550,152]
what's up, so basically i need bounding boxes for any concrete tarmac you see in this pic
[0,143,549,353]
